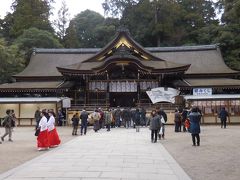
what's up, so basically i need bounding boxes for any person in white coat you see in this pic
[37,110,49,151]
[47,110,61,147]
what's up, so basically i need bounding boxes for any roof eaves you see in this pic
[34,48,100,54]
[146,44,218,52]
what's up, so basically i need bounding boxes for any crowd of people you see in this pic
[172,106,229,146]
[172,106,202,146]
[70,106,148,135]
[1,105,230,148]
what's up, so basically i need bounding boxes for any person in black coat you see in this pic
[135,108,141,132]
[80,108,89,135]
[218,107,229,129]
[188,107,202,146]
[71,113,79,136]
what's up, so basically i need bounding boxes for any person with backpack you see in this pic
[1,109,14,142]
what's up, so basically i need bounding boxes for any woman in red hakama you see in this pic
[47,110,61,147]
[37,111,49,151]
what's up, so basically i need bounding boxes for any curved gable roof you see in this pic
[57,29,190,74]
[83,29,162,62]
[150,45,238,75]
[13,34,238,80]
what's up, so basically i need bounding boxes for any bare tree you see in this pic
[54,0,70,40]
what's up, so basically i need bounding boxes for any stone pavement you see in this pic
[0,127,191,180]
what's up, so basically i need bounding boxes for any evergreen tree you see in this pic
[10,0,54,38]
[121,0,186,46]
[63,21,80,48]
[216,0,240,69]
[102,0,139,17]
[0,38,25,83]
[0,13,14,41]
[14,27,63,65]
[177,0,219,45]
[65,10,119,48]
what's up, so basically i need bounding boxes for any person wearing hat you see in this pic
[36,110,49,150]
[47,110,61,147]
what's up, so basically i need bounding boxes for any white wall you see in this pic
[0,103,57,126]
[0,104,19,118]
[20,103,56,118]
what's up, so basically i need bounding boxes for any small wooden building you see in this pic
[0,29,240,124]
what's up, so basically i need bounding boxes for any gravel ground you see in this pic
[161,125,240,180]
[0,126,75,174]
[1,125,240,180]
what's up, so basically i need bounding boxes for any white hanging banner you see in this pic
[146,87,180,104]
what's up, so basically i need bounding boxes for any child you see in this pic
[185,118,190,132]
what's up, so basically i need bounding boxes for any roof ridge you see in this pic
[33,45,218,54]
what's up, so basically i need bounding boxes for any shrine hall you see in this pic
[1,29,240,124]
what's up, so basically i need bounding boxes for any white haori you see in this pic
[47,115,55,131]
[39,116,48,131]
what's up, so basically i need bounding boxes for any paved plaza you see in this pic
[1,125,240,180]
[0,127,190,180]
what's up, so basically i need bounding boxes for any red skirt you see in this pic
[48,128,61,147]
[37,130,49,148]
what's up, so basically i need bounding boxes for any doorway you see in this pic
[110,92,137,107]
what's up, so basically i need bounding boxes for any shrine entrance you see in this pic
[110,92,137,107]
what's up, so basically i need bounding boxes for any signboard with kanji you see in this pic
[193,88,212,96]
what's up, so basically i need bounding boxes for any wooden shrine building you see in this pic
[1,28,240,124]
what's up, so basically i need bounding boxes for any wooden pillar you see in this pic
[18,103,21,126]
[85,75,89,105]
[106,71,109,108]
[74,90,77,105]
[159,74,163,87]
[137,70,140,105]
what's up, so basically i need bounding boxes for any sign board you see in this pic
[193,88,212,96]
[62,98,71,108]
[146,87,180,104]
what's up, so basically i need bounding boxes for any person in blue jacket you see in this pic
[218,107,229,129]
[188,107,202,146]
